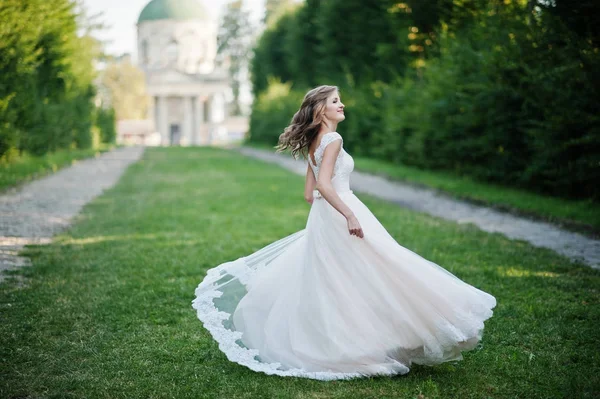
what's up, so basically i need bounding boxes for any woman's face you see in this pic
[322,91,345,124]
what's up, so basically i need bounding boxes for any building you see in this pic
[137,0,246,146]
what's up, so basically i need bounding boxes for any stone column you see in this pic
[151,96,158,144]
[158,96,169,145]
[211,92,225,123]
[182,96,193,146]
[193,96,205,145]
[150,96,157,126]
[210,93,226,143]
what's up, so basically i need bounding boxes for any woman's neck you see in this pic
[319,122,338,135]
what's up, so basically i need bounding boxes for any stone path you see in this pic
[0,146,145,284]
[239,147,600,270]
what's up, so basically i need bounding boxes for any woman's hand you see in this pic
[304,194,314,205]
[346,214,364,238]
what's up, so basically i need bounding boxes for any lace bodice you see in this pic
[308,132,354,194]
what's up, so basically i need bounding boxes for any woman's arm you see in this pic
[315,141,364,238]
[304,163,316,204]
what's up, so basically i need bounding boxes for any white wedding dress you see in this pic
[192,132,496,380]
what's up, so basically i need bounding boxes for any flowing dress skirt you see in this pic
[192,190,496,380]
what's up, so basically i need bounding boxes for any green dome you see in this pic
[138,0,208,23]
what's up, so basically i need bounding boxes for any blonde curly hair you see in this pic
[276,85,339,160]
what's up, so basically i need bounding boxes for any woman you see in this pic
[192,85,496,380]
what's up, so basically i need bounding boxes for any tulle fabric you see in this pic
[192,190,497,381]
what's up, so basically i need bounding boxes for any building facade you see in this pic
[137,0,235,146]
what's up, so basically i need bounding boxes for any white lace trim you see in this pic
[192,284,384,380]
[191,275,494,380]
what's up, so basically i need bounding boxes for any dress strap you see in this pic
[315,132,343,163]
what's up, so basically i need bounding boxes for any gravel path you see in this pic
[239,147,600,270]
[0,146,145,284]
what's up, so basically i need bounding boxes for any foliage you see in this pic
[95,107,117,144]
[0,0,116,163]
[248,0,600,201]
[249,10,297,96]
[315,0,414,86]
[283,0,323,89]
[381,2,600,199]
[247,79,303,146]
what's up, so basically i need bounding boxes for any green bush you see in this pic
[248,0,600,201]
[380,7,600,199]
[248,80,304,147]
[0,0,100,160]
[96,107,117,145]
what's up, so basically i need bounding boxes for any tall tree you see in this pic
[250,9,297,96]
[284,0,322,88]
[217,0,254,116]
[316,0,412,87]
[0,0,105,157]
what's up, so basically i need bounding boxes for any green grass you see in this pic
[1,147,599,398]
[244,141,600,236]
[0,143,117,192]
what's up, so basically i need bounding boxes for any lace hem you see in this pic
[409,301,494,365]
[191,277,494,380]
[190,225,496,380]
[192,284,400,381]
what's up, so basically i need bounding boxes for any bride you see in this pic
[192,85,497,380]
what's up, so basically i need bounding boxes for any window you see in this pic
[141,40,149,64]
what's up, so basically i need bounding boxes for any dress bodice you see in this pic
[308,132,354,195]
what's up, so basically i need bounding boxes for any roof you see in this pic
[138,0,209,23]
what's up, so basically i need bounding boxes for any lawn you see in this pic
[1,147,598,398]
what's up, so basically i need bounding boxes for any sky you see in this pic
[82,0,267,61]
